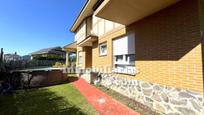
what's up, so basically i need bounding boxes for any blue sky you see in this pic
[0,0,85,56]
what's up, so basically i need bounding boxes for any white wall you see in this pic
[92,15,123,37]
[74,15,123,43]
[75,21,86,43]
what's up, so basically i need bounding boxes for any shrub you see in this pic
[52,62,66,68]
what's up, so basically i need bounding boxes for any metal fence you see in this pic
[4,60,65,70]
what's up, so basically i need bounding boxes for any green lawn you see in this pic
[0,83,98,115]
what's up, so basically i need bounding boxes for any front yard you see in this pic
[0,83,97,115]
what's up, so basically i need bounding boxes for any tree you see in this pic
[0,48,3,63]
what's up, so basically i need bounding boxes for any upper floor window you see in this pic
[99,43,107,56]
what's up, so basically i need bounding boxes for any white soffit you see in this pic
[95,0,180,25]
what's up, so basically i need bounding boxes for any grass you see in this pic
[0,83,98,115]
[94,85,161,115]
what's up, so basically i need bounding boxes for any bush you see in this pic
[52,62,66,68]
[0,62,6,72]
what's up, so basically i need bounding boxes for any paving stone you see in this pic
[161,92,169,103]
[190,99,201,112]
[167,113,181,115]
[154,103,165,113]
[164,104,173,112]
[176,107,196,115]
[146,102,153,108]
[198,97,202,102]
[145,97,153,103]
[170,99,187,105]
[152,93,162,102]
[141,82,151,89]
[179,92,194,98]
[136,85,141,92]
[143,89,152,96]
[153,85,162,91]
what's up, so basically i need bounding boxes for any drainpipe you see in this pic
[199,0,204,88]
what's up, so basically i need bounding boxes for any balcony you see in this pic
[75,16,98,47]
[77,35,98,47]
[64,42,77,52]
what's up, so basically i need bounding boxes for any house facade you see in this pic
[64,0,204,114]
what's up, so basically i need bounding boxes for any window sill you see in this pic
[115,63,135,66]
[99,54,107,57]
[113,72,136,76]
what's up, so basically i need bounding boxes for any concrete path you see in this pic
[73,78,140,115]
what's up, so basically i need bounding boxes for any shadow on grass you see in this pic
[0,84,95,115]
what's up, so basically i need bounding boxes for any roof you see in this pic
[4,53,20,57]
[31,47,65,55]
[70,0,97,32]
[63,42,77,49]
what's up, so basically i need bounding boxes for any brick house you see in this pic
[64,0,204,114]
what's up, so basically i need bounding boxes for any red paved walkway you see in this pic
[73,78,139,115]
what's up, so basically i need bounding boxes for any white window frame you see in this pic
[113,54,136,75]
[99,43,107,56]
[114,54,135,65]
[112,33,136,75]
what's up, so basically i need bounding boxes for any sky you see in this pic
[0,0,85,56]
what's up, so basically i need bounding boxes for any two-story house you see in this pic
[64,0,204,114]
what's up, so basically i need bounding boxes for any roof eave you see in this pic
[70,0,97,33]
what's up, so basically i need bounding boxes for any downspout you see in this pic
[199,0,204,90]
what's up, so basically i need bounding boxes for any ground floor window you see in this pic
[113,33,136,75]
[114,54,136,75]
[99,42,107,56]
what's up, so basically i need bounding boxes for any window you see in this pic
[115,55,123,62]
[114,54,136,75]
[125,54,135,65]
[114,54,135,65]
[78,51,82,64]
[113,33,136,75]
[114,64,136,75]
[99,43,107,56]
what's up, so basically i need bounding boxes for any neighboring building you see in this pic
[4,52,21,62]
[20,55,32,61]
[31,47,66,60]
[64,0,204,114]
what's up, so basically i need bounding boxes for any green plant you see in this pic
[52,62,66,68]
[0,83,97,115]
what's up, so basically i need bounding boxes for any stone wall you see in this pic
[98,73,204,115]
[80,71,91,83]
